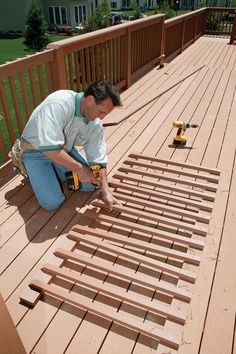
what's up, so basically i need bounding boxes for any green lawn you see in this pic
[0,34,71,65]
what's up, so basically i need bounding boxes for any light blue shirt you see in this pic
[22,90,108,166]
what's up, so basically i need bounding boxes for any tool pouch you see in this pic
[8,139,35,177]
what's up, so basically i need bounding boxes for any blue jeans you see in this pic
[22,148,96,210]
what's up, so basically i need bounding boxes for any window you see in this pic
[48,6,67,25]
[91,2,94,16]
[75,5,86,23]
[111,2,117,8]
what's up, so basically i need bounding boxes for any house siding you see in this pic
[0,0,43,32]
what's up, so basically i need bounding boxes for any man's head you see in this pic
[81,81,122,120]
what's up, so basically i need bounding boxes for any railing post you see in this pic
[47,44,68,90]
[229,10,236,44]
[181,18,186,52]
[194,13,199,41]
[126,26,132,89]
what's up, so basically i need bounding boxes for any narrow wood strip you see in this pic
[0,80,15,144]
[30,279,181,348]
[74,51,81,92]
[28,68,39,107]
[54,248,192,301]
[85,48,91,85]
[19,71,31,119]
[85,210,205,250]
[45,63,53,93]
[112,191,210,224]
[9,75,24,133]
[109,179,213,212]
[67,53,75,91]
[124,158,220,183]
[128,153,221,175]
[79,50,86,90]
[70,226,201,265]
[43,263,186,323]
[92,200,208,236]
[37,65,46,100]
[119,165,218,193]
[68,233,197,282]
[90,47,96,82]
[115,170,216,201]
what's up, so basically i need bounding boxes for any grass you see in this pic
[0,34,72,65]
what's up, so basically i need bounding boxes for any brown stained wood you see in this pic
[92,200,208,236]
[90,47,96,82]
[66,232,197,282]
[0,79,16,144]
[109,179,213,212]
[69,226,201,265]
[112,191,210,224]
[1,36,235,354]
[115,169,216,200]
[37,65,46,100]
[28,68,39,107]
[8,75,24,133]
[45,63,53,94]
[85,48,91,85]
[19,71,31,119]
[42,263,186,323]
[54,248,192,302]
[30,279,181,348]
[79,50,86,90]
[128,153,221,175]
[103,64,205,126]
[73,52,81,92]
[0,293,26,354]
[119,164,217,193]
[85,209,205,250]
[67,53,75,91]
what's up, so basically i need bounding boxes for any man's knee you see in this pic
[39,195,65,211]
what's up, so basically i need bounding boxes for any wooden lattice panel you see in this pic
[26,153,221,351]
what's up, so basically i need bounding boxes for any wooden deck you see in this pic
[1,35,236,354]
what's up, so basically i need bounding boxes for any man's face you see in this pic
[84,96,114,120]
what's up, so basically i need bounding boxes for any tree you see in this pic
[24,0,50,52]
[131,0,143,20]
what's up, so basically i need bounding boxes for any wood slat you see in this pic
[129,153,220,176]
[125,157,220,182]
[112,191,210,224]
[109,179,213,212]
[119,165,217,192]
[30,279,181,348]
[114,170,216,201]
[42,263,186,323]
[67,232,197,282]
[92,200,208,236]
[85,209,205,250]
[54,248,192,301]
[70,226,201,265]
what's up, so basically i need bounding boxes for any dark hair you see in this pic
[84,80,122,107]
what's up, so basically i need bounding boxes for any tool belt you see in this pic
[8,139,36,177]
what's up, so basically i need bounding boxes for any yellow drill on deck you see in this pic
[65,163,102,191]
[172,120,198,145]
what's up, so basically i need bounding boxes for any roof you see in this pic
[0,35,236,354]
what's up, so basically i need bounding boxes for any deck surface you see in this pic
[0,35,236,354]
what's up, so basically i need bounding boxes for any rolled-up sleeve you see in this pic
[33,102,69,151]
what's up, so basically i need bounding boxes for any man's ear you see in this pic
[87,95,95,105]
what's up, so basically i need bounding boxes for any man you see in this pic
[20,80,122,211]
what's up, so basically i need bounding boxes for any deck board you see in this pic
[0,36,236,353]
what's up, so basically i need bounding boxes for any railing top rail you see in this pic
[206,7,236,11]
[165,7,207,26]
[47,14,165,53]
[0,49,54,77]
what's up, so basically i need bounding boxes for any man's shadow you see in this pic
[3,174,99,244]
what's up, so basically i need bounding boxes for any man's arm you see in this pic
[99,168,121,211]
[43,150,99,185]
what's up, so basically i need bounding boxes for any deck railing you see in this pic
[0,7,235,170]
[204,7,236,35]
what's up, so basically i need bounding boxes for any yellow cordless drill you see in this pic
[65,163,102,191]
[172,120,198,145]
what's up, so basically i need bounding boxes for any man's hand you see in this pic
[101,190,121,212]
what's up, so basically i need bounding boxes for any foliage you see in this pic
[23,0,50,52]
[131,0,143,19]
[82,0,111,33]
[154,0,175,18]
